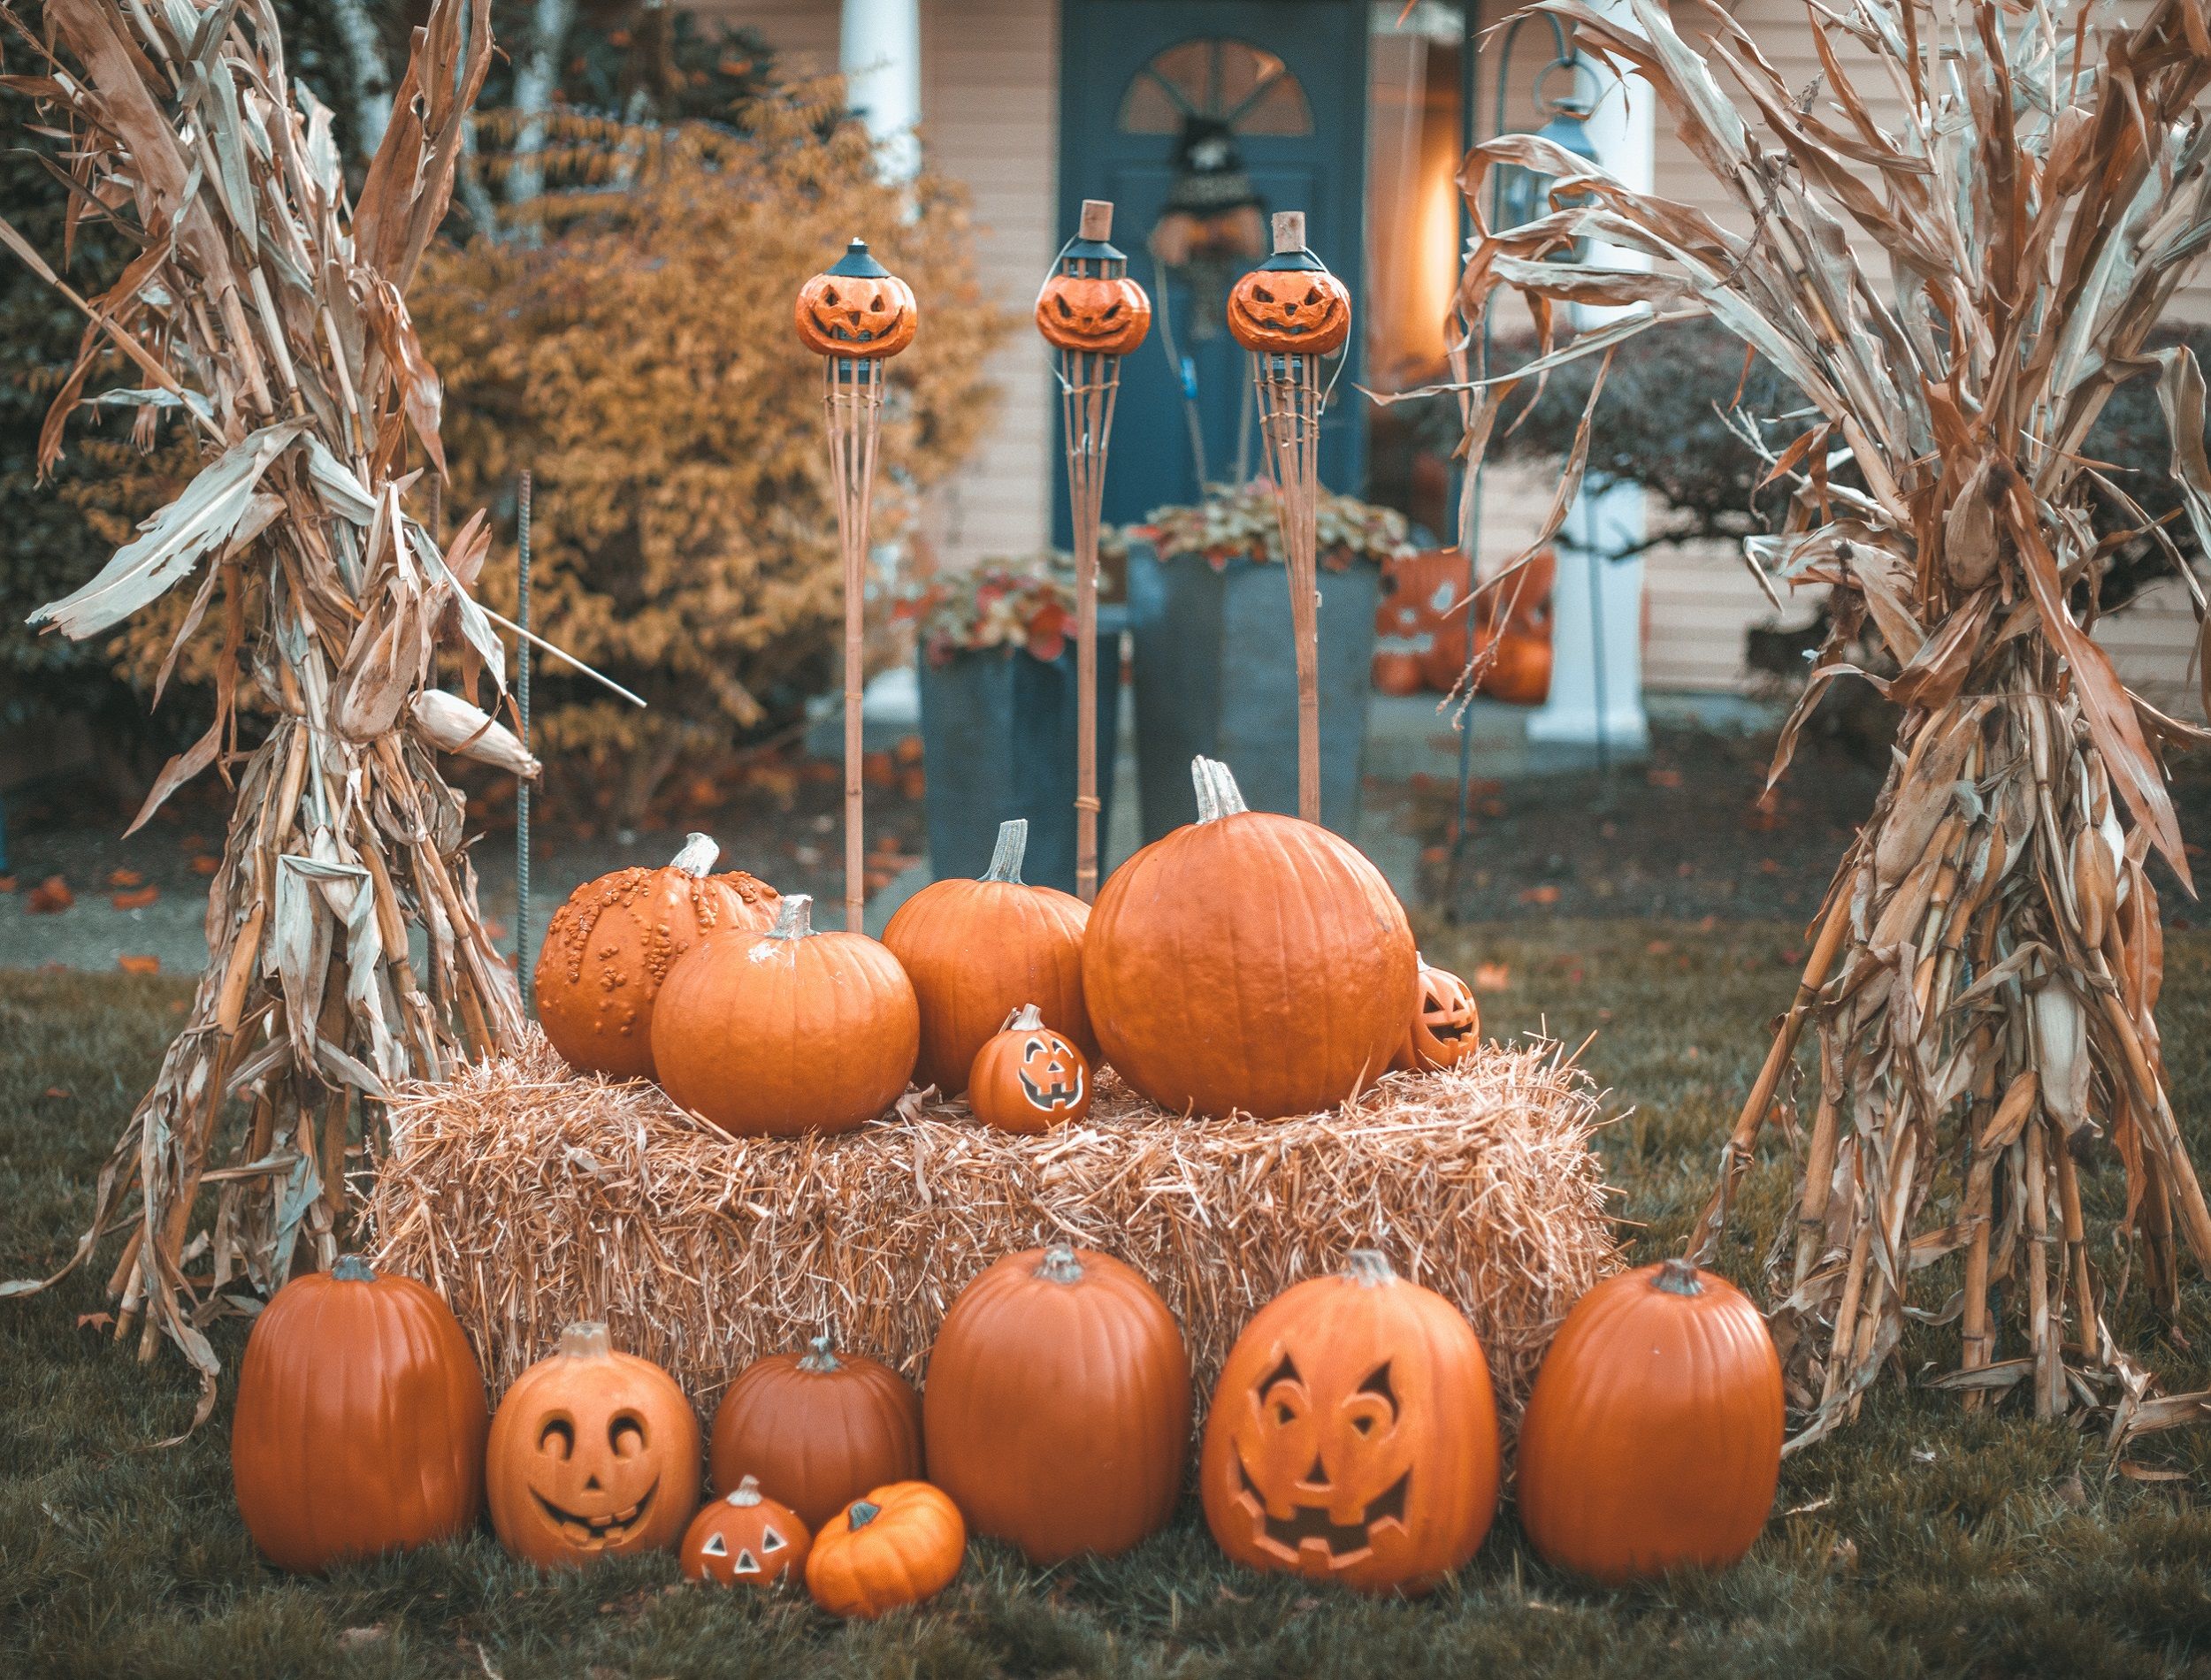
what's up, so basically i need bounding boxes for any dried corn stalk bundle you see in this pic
[0,0,523,1424]
[1449,0,2211,1449]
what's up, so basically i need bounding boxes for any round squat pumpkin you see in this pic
[231,1255,488,1574]
[486,1321,701,1568]
[652,892,919,1136]
[1035,270,1151,357]
[1225,249,1351,356]
[1516,1258,1783,1584]
[882,818,1095,1094]
[1391,958,1481,1073]
[708,1333,923,1534]
[680,1476,812,1589]
[534,833,778,1081]
[1084,758,1416,1119]
[967,1004,1092,1133]
[1200,1250,1499,1595]
[925,1243,1190,1562]
[805,1482,967,1618]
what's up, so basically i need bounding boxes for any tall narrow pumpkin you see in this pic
[231,1256,489,1574]
[1083,759,1416,1118]
[1515,1259,1782,1585]
[708,1334,924,1533]
[923,1243,1190,1562]
[882,819,1094,1094]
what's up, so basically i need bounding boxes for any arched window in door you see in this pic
[1116,37,1314,135]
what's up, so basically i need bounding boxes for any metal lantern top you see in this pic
[1225,211,1350,357]
[793,237,918,360]
[1492,68,1602,264]
[1036,200,1152,357]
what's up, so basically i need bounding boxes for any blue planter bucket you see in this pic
[915,605,1127,893]
[1128,545,1379,842]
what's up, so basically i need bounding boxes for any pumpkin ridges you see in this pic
[707,1339,923,1535]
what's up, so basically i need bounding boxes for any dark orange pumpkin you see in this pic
[679,1476,812,1588]
[805,1482,967,1618]
[485,1321,701,1569]
[881,819,1094,1095]
[708,1333,924,1534]
[534,834,778,1081]
[967,1004,1092,1133]
[1036,271,1151,355]
[793,239,917,359]
[924,1244,1190,1563]
[652,893,920,1136]
[1200,1250,1499,1595]
[1392,958,1481,1073]
[1083,758,1416,1119]
[1226,257,1351,356]
[231,1255,488,1574]
[1515,1259,1782,1584]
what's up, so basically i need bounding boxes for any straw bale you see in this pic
[366,1027,1618,1432]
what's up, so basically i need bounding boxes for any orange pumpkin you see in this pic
[652,893,919,1136]
[1515,1259,1783,1584]
[485,1321,701,1568]
[1392,958,1481,1073]
[966,1004,1092,1133]
[924,1244,1190,1562]
[1200,1250,1500,1596]
[708,1334,924,1534]
[793,239,917,359]
[805,1482,968,1618]
[534,833,779,1081]
[231,1255,488,1574]
[1226,255,1351,356]
[1083,758,1416,1119]
[679,1476,812,1589]
[1036,271,1151,356]
[881,819,1094,1095]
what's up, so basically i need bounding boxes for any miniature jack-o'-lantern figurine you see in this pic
[1200,1249,1500,1596]
[486,1321,702,1569]
[1036,271,1151,356]
[967,1003,1093,1132]
[680,1476,813,1589]
[793,238,918,359]
[1226,218,1351,356]
[1392,957,1482,1073]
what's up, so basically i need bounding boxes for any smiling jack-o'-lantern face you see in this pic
[966,1003,1092,1134]
[1201,1252,1498,1595]
[1036,272,1152,355]
[793,240,918,360]
[486,1322,701,1569]
[1392,958,1482,1073]
[680,1476,813,1589]
[1226,261,1350,356]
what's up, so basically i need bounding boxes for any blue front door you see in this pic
[1056,1,1369,536]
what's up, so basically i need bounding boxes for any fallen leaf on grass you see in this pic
[0,875,16,893]
[75,1312,112,1333]
[112,886,159,910]
[1648,767,1683,787]
[119,955,161,975]
[188,856,219,876]
[105,867,143,888]
[27,876,73,913]
[1472,962,1512,991]
[42,1087,70,1100]
[2118,1462,2189,1482]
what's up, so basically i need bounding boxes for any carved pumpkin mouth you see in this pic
[1017,1059,1085,1110]
[1235,1453,1410,1559]
[532,1478,658,1549]
[809,309,886,343]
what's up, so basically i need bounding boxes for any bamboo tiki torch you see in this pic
[1036,199,1151,901]
[794,238,919,929]
[1228,210,1351,826]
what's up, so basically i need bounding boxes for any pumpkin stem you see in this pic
[1190,756,1249,823]
[671,832,721,877]
[765,894,815,940]
[1000,1002,1046,1032]
[330,1253,376,1283]
[983,819,1028,883]
[730,1475,763,1507]
[847,1500,882,1531]
[1341,1249,1397,1287]
[1034,1242,1086,1284]
[1655,1257,1706,1296]
[558,1321,614,1359]
[798,1333,841,1372]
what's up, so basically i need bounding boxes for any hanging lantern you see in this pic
[1492,95,1601,263]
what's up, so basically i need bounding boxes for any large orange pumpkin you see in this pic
[1083,758,1416,1119]
[708,1334,924,1534]
[533,833,778,1080]
[679,1476,812,1589]
[966,1004,1092,1133]
[1199,1250,1499,1595]
[1515,1259,1783,1584]
[652,893,920,1136]
[881,818,1094,1095]
[231,1255,488,1574]
[924,1243,1190,1562]
[486,1321,701,1568]
[805,1482,967,1618]
[1391,958,1481,1073]
[793,239,917,359]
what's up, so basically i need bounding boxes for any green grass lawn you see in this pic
[5,922,2211,1677]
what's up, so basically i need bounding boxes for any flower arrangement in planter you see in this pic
[895,554,1084,668]
[1105,480,1415,575]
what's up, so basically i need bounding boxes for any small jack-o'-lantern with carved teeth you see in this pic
[1226,256,1350,356]
[967,1004,1091,1133]
[680,1476,812,1589]
[793,239,918,359]
[1392,957,1481,1073]
[1036,272,1151,356]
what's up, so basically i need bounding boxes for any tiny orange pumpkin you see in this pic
[967,1004,1092,1132]
[1392,958,1481,1073]
[679,1476,812,1589]
[793,239,917,359]
[804,1482,968,1618]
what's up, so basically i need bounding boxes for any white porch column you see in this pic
[842,0,923,183]
[1527,0,1652,754]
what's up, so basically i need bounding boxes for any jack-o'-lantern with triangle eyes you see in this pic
[967,1004,1092,1133]
[1226,255,1351,356]
[793,238,918,359]
[680,1476,813,1589]
[1392,958,1482,1073]
[1200,1250,1500,1596]
[486,1321,702,1569]
[1036,272,1152,356]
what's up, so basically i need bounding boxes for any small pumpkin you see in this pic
[486,1321,701,1569]
[1200,1250,1499,1595]
[1392,958,1481,1073]
[231,1255,488,1574]
[805,1481,968,1619]
[924,1243,1190,1563]
[534,833,779,1081]
[679,1476,812,1589]
[1035,271,1151,356]
[967,1004,1092,1133]
[652,892,920,1137]
[1226,246,1351,356]
[793,238,917,359]
[1515,1258,1783,1585]
[708,1333,924,1533]
[882,819,1094,1095]
[1083,759,1417,1119]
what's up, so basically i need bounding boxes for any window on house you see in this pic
[1117,38,1314,136]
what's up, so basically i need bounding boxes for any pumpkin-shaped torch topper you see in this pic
[794,239,918,359]
[1226,214,1351,357]
[680,1476,813,1589]
[968,1003,1092,1132]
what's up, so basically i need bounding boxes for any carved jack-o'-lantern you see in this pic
[793,239,918,359]
[1200,1250,1499,1595]
[680,1476,813,1589]
[1036,272,1151,356]
[1226,253,1351,356]
[1392,958,1482,1073]
[486,1322,702,1569]
[967,1004,1092,1133]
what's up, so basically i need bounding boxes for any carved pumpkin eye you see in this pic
[702,1531,729,1557]
[1351,1362,1398,1433]
[1056,294,1075,317]
[868,295,885,312]
[1252,284,1274,305]
[821,285,840,308]
[1304,286,1322,307]
[761,1526,786,1552]
[609,1412,646,1458]
[538,1417,575,1460]
[1257,1352,1304,1423]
